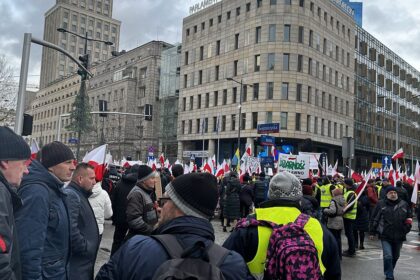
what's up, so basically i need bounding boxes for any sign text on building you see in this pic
[189,0,220,15]
[330,0,355,17]
[257,123,280,134]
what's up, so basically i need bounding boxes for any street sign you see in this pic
[68,138,78,144]
[371,162,382,169]
[382,156,391,169]
[257,123,280,134]
[259,135,275,146]
[183,150,209,158]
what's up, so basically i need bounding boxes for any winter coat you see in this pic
[126,185,158,238]
[223,200,341,280]
[15,160,71,280]
[253,179,267,205]
[111,173,137,225]
[370,198,412,242]
[95,216,248,280]
[65,182,100,280]
[365,184,378,208]
[354,194,369,232]
[224,178,241,220]
[0,172,22,280]
[239,183,254,207]
[395,187,410,205]
[89,183,113,234]
[301,195,320,219]
[323,195,345,230]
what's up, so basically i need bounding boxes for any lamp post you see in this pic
[57,28,113,160]
[226,77,253,155]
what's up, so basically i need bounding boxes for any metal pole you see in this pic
[217,114,220,165]
[412,141,414,176]
[15,33,32,135]
[238,79,242,153]
[56,113,72,141]
[396,102,399,151]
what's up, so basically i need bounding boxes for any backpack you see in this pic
[236,213,322,280]
[151,234,229,280]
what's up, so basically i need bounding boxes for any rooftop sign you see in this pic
[330,0,355,17]
[189,0,220,15]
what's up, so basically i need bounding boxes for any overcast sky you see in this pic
[1,0,419,88]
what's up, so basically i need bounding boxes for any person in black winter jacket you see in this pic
[353,191,370,250]
[110,165,139,255]
[65,163,100,280]
[301,178,320,219]
[96,173,248,280]
[239,173,254,218]
[370,186,412,280]
[223,172,242,232]
[0,127,31,280]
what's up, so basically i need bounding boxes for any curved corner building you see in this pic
[177,0,355,163]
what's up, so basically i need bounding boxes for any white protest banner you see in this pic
[278,154,310,179]
[299,152,321,170]
[247,157,260,174]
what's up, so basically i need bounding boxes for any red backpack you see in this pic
[236,213,322,280]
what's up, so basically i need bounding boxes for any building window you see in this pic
[295,113,301,131]
[296,84,302,101]
[321,119,325,136]
[253,83,259,100]
[201,22,205,30]
[283,53,289,71]
[197,95,202,109]
[297,55,303,72]
[328,121,331,137]
[246,3,251,11]
[233,60,238,76]
[308,58,312,74]
[314,117,318,134]
[309,30,313,47]
[306,115,311,132]
[226,11,231,20]
[205,92,210,108]
[254,54,261,71]
[281,112,288,130]
[190,96,194,110]
[196,119,200,134]
[322,92,326,108]
[216,40,221,55]
[214,91,218,106]
[267,53,275,70]
[184,74,188,88]
[266,111,273,123]
[346,101,349,116]
[298,26,304,43]
[235,33,239,49]
[231,114,236,131]
[271,0,277,5]
[252,112,258,129]
[299,0,305,7]
[257,0,263,8]
[307,86,312,103]
[209,18,213,26]
[218,15,222,23]
[232,88,237,103]
[267,82,274,99]
[268,24,276,42]
[255,26,261,43]
[182,97,186,111]
[285,0,291,4]
[223,89,227,105]
[281,82,289,100]
[222,116,226,131]
[283,25,291,42]
[236,7,241,16]
[198,70,203,85]
[199,46,204,60]
[184,51,189,65]
[215,65,219,81]
[181,121,185,134]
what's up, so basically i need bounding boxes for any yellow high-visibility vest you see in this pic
[343,190,357,220]
[247,207,326,279]
[319,184,332,208]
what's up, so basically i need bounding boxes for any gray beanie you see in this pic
[268,171,302,201]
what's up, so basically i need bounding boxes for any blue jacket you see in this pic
[96,216,248,280]
[15,160,71,280]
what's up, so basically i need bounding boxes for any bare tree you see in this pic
[0,55,16,122]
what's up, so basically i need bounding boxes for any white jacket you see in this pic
[89,183,113,234]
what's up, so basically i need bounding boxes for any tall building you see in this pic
[159,44,181,162]
[343,0,362,26]
[354,26,420,170]
[178,0,356,165]
[39,0,121,88]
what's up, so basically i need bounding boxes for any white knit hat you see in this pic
[268,171,302,201]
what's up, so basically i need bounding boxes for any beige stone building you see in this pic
[40,0,120,88]
[28,41,173,160]
[178,0,355,163]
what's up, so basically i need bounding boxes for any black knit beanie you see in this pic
[40,141,75,168]
[137,165,155,181]
[166,172,218,219]
[0,126,31,161]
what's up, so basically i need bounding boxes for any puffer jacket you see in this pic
[323,195,345,230]
[370,198,412,242]
[0,172,22,280]
[15,160,71,280]
[95,216,249,280]
[301,195,320,219]
[89,183,113,234]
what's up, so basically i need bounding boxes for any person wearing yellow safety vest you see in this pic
[223,171,341,280]
[342,178,357,257]
[319,177,336,224]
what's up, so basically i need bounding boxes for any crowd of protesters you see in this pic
[1,126,419,280]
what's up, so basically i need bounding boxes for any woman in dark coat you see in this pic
[223,172,241,232]
[239,173,254,218]
[353,191,370,249]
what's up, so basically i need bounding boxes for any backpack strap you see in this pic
[207,243,230,267]
[294,213,311,228]
[151,234,184,259]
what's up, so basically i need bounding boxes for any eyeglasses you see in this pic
[158,197,171,207]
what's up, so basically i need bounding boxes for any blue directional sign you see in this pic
[68,138,78,144]
[259,135,276,146]
[257,123,280,134]
[382,155,391,169]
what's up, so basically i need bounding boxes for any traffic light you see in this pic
[98,100,108,117]
[22,114,33,136]
[144,104,152,121]
[77,54,89,80]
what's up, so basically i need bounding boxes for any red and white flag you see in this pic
[223,159,230,173]
[159,153,165,166]
[203,160,213,174]
[388,164,397,186]
[215,164,225,177]
[30,139,40,159]
[82,144,107,181]
[392,148,404,160]
[344,170,372,212]
[411,161,420,204]
[332,160,338,177]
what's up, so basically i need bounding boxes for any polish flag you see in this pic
[344,170,371,212]
[351,170,363,183]
[30,139,40,159]
[164,159,170,169]
[159,153,165,166]
[223,160,230,173]
[411,161,420,204]
[392,148,404,160]
[183,163,190,174]
[82,144,107,181]
[203,160,213,174]
[215,164,225,177]
[388,164,397,186]
[332,160,338,177]
[211,155,216,170]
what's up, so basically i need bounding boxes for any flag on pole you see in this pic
[344,170,371,212]
[30,139,40,159]
[223,159,230,173]
[215,164,225,177]
[332,160,338,177]
[82,144,107,181]
[392,148,404,160]
[388,164,396,186]
[159,153,165,166]
[232,148,240,168]
[411,161,420,204]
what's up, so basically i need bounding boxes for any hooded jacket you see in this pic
[95,216,248,280]
[323,195,346,230]
[89,183,113,234]
[15,160,71,280]
[0,171,22,280]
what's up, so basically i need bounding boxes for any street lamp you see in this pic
[57,27,113,160]
[226,77,253,155]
